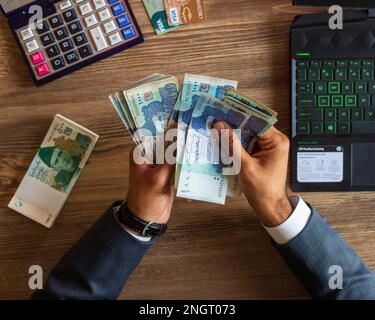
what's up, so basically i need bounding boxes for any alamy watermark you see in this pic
[132,127,243,175]
[329,5,343,30]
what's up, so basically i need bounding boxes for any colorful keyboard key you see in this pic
[30,51,45,65]
[35,63,50,77]
[122,26,136,39]
[117,14,130,27]
[111,2,126,16]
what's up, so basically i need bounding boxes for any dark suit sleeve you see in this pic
[32,202,154,300]
[274,205,375,300]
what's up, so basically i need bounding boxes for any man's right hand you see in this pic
[213,121,292,227]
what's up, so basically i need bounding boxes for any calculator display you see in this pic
[0,0,33,14]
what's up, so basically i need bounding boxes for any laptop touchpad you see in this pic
[352,143,375,186]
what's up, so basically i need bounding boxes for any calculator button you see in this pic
[59,0,72,11]
[64,50,80,64]
[35,63,50,77]
[59,39,74,52]
[46,44,60,58]
[75,0,84,3]
[107,0,118,3]
[84,14,98,28]
[122,26,136,40]
[68,21,82,34]
[93,0,106,10]
[73,33,88,46]
[98,8,112,22]
[51,56,65,70]
[116,14,130,28]
[20,27,34,41]
[78,44,93,58]
[25,39,39,53]
[79,2,93,16]
[40,32,55,46]
[108,32,122,45]
[111,2,126,16]
[103,20,117,34]
[89,26,109,51]
[35,21,50,35]
[54,27,69,40]
[49,15,63,28]
[63,9,77,22]
[30,51,45,65]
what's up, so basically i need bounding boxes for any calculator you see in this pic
[1,0,143,86]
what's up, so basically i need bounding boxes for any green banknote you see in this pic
[143,0,183,35]
[123,75,179,138]
[8,114,98,228]
[175,74,238,187]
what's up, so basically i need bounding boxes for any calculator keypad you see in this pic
[17,0,139,80]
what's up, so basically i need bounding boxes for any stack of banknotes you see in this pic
[8,114,98,227]
[109,74,277,204]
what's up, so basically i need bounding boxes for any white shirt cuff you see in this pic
[125,229,152,242]
[263,196,311,245]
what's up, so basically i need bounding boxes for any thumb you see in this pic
[213,121,253,170]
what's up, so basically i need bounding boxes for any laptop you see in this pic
[0,0,143,86]
[291,0,375,191]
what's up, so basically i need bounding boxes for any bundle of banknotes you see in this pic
[109,74,277,204]
[8,114,98,227]
[143,0,205,36]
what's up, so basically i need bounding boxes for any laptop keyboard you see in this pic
[295,59,375,134]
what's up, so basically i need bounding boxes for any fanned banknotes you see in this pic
[109,73,278,205]
[109,73,180,143]
[8,114,98,228]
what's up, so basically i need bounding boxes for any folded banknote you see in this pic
[8,114,98,228]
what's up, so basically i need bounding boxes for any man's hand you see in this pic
[214,121,292,227]
[127,148,175,224]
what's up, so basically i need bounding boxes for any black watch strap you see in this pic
[118,202,167,238]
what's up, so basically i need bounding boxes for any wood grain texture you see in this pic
[1,0,374,300]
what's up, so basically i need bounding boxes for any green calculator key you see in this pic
[345,95,357,107]
[318,95,330,107]
[328,82,340,94]
[332,95,344,107]
[325,122,337,134]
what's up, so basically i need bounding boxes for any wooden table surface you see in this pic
[1,0,375,300]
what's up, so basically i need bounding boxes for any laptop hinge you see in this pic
[369,9,375,18]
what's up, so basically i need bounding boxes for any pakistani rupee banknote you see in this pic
[8,114,98,228]
[109,74,179,145]
[174,74,238,187]
[176,94,274,204]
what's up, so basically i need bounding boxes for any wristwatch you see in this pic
[118,202,168,238]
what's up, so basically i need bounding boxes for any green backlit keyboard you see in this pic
[295,59,375,134]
